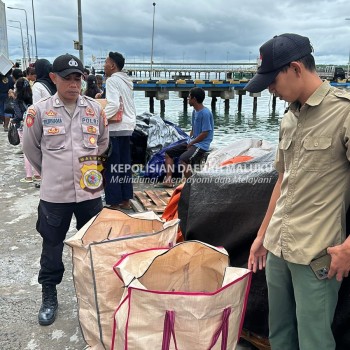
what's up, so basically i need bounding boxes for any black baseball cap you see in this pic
[52,54,84,77]
[244,33,313,93]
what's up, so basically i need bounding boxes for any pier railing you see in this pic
[123,61,257,80]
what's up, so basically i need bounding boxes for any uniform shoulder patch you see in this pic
[36,95,51,104]
[86,97,102,108]
[101,110,108,127]
[334,89,350,102]
[26,113,35,127]
[27,107,37,116]
[84,95,95,101]
[25,104,38,128]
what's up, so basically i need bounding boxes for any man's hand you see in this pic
[327,241,350,281]
[248,236,267,273]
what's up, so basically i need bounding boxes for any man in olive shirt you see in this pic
[245,33,350,350]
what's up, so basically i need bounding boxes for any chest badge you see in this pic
[87,125,97,134]
[46,110,57,117]
[48,127,60,134]
[86,107,95,116]
[89,135,96,145]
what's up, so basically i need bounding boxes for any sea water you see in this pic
[133,89,287,149]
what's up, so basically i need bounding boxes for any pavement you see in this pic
[0,129,254,350]
[0,129,86,350]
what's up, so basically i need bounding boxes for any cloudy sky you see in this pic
[3,0,350,67]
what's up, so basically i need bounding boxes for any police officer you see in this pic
[23,54,109,326]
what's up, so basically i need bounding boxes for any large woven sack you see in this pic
[112,241,252,350]
[65,208,179,350]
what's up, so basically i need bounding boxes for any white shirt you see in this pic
[104,72,136,135]
[32,82,52,104]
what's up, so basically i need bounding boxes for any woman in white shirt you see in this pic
[32,59,57,103]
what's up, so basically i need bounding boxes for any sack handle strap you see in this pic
[162,307,231,350]
[207,307,232,350]
[162,310,178,350]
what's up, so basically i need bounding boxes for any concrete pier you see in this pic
[123,61,257,81]
[132,79,350,115]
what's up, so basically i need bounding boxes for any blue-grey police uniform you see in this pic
[23,93,109,285]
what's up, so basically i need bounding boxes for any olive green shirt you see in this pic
[264,81,350,265]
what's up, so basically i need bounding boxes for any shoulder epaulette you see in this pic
[334,89,350,102]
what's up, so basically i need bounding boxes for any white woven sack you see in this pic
[65,208,179,349]
[112,241,251,350]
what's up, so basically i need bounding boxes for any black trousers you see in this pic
[36,198,103,285]
[104,136,133,206]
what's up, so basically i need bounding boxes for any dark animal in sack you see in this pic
[4,97,15,114]
[8,122,20,145]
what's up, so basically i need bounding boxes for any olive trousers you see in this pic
[266,252,341,350]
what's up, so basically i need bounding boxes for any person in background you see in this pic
[12,68,23,82]
[246,33,350,350]
[95,74,104,96]
[84,75,101,99]
[163,87,214,187]
[81,68,90,94]
[32,59,57,103]
[28,60,56,182]
[26,67,37,87]
[7,68,24,100]
[11,77,40,183]
[23,54,109,326]
[0,69,14,131]
[83,68,90,78]
[103,51,136,210]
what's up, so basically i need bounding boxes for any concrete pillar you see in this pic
[183,98,188,112]
[178,91,189,99]
[253,97,258,116]
[249,92,261,116]
[145,91,156,113]
[272,95,277,114]
[224,99,230,112]
[160,100,165,116]
[178,91,189,112]
[208,91,221,98]
[235,89,246,113]
[211,96,217,110]
[218,90,234,113]
[208,90,221,111]
[220,90,234,100]
[154,91,169,114]
[155,91,169,100]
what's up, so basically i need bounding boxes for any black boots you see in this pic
[38,284,58,326]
